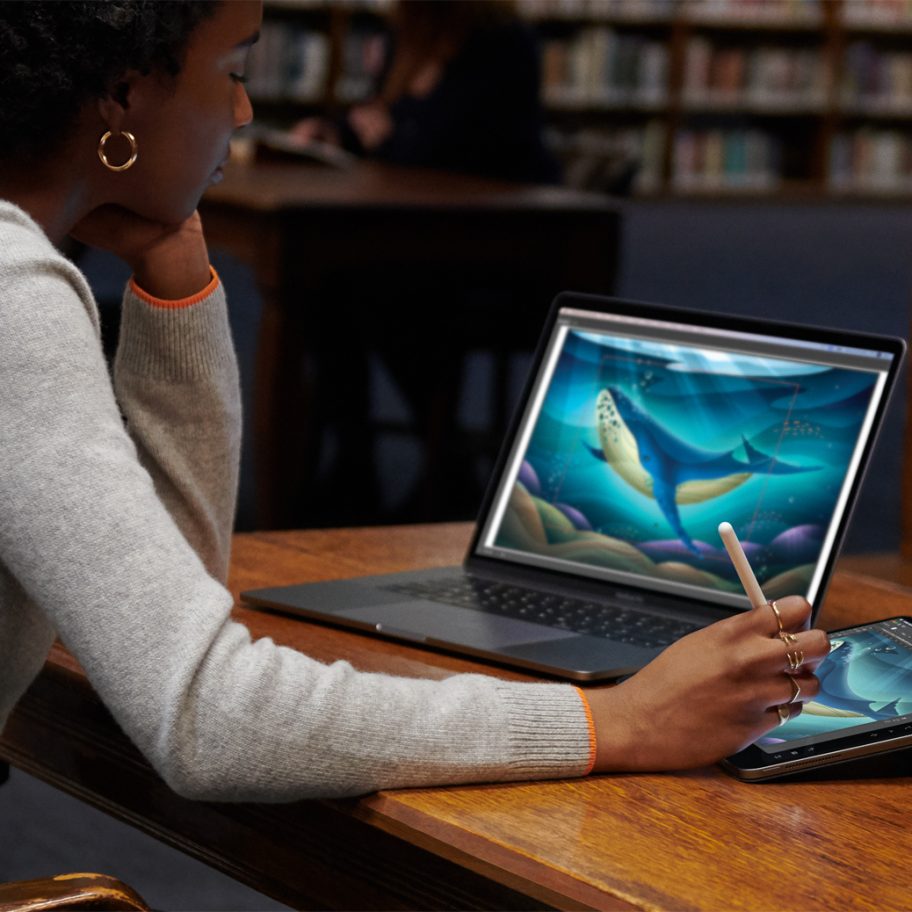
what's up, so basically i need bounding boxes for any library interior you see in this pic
[202,0,912,559]
[6,0,912,910]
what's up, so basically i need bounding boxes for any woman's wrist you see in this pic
[130,266,219,309]
[132,247,211,300]
[586,684,641,773]
[130,215,211,300]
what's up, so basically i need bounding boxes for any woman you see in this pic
[0,0,829,802]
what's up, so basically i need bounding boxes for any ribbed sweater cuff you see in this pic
[116,281,236,382]
[496,682,595,779]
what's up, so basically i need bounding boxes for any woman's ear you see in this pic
[95,71,145,132]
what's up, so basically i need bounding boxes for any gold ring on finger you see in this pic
[777,704,790,725]
[780,631,799,646]
[787,674,802,704]
[786,649,804,673]
[768,600,784,634]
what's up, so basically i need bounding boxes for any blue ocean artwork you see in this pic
[493,329,878,599]
[758,627,912,748]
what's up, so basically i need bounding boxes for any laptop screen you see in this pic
[476,304,897,610]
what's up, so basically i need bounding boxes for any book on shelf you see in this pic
[547,121,665,192]
[842,0,912,28]
[334,29,388,104]
[685,0,822,25]
[519,0,674,22]
[542,27,668,108]
[247,21,330,102]
[684,39,826,110]
[830,128,912,192]
[247,18,387,106]
[265,0,392,9]
[673,128,780,191]
[840,42,912,114]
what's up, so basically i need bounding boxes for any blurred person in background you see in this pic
[292,0,559,183]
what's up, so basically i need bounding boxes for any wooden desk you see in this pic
[3,525,911,911]
[199,163,622,528]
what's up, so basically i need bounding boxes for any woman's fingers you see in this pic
[752,667,821,713]
[741,595,830,672]
[779,671,820,705]
[766,700,803,729]
[762,626,831,674]
[750,595,813,636]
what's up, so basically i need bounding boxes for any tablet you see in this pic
[722,616,912,781]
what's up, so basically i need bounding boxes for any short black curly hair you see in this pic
[0,1,219,163]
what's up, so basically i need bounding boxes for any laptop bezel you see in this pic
[463,292,907,621]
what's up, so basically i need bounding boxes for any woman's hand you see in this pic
[586,596,830,772]
[347,102,393,150]
[288,117,339,147]
[70,206,211,300]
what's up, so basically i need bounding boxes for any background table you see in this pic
[3,525,911,910]
[200,163,622,528]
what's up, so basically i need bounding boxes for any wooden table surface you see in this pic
[4,524,912,911]
[204,159,621,212]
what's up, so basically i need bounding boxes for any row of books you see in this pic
[547,122,665,192]
[840,42,912,114]
[551,125,912,194]
[672,129,781,191]
[265,0,391,10]
[264,0,907,30]
[542,29,668,108]
[246,23,329,102]
[520,0,820,25]
[842,0,912,27]
[684,40,826,110]
[683,0,821,24]
[246,21,384,104]
[335,30,388,104]
[830,129,912,191]
[518,0,674,21]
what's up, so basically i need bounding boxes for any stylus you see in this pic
[718,521,767,610]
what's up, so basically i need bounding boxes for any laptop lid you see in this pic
[465,293,905,617]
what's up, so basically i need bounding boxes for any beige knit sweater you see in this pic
[0,200,593,800]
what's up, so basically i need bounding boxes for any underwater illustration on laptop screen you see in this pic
[481,310,889,607]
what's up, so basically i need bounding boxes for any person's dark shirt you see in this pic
[341,20,559,184]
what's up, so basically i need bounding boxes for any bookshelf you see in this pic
[248,0,912,198]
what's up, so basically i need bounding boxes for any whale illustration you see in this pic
[587,386,820,554]
[815,640,906,720]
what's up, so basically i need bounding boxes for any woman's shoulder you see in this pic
[0,200,100,333]
[0,200,72,269]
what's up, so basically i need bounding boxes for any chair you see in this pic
[0,873,149,912]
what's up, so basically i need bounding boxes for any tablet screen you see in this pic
[758,617,912,753]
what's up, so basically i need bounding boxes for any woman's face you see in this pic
[106,0,262,224]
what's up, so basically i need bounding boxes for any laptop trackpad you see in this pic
[337,602,576,649]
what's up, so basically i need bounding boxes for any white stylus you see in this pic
[718,521,767,610]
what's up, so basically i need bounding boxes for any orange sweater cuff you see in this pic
[574,686,597,775]
[129,266,220,309]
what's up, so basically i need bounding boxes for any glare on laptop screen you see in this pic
[478,307,893,609]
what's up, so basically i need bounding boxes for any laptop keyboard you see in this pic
[383,576,701,649]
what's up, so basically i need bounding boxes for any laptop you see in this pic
[242,293,905,681]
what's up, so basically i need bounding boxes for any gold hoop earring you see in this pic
[97,130,138,172]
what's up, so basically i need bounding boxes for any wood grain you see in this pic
[0,873,150,912]
[4,525,912,911]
